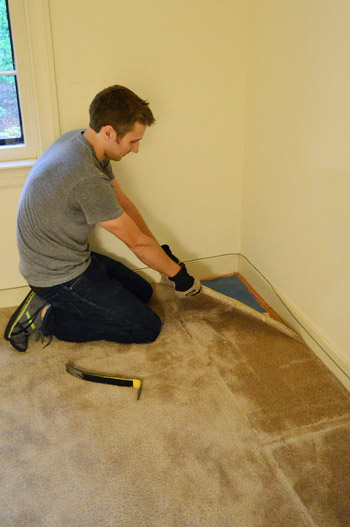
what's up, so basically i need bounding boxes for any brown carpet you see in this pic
[1,284,350,527]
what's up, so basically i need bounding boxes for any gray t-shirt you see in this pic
[17,130,123,287]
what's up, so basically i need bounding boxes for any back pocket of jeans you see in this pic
[48,292,85,318]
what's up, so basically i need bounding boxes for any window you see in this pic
[0,0,24,146]
[0,0,59,167]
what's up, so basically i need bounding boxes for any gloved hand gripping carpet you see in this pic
[1,284,350,527]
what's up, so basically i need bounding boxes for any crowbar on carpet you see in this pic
[65,362,143,400]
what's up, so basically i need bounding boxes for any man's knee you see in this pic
[139,312,161,343]
[140,280,154,304]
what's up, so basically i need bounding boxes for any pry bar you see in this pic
[65,362,143,400]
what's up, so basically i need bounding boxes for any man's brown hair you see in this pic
[89,85,155,136]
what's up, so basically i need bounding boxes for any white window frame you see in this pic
[0,0,59,169]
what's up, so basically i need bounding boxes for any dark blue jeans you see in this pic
[36,252,161,344]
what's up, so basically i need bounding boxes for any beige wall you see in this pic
[242,1,350,360]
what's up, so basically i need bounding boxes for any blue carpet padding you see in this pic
[202,275,268,314]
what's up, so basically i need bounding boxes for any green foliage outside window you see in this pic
[0,0,23,143]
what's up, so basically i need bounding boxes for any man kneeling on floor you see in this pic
[5,85,201,352]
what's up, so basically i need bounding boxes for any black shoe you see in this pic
[4,291,48,352]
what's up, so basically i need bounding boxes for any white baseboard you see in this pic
[0,286,31,309]
[238,255,350,392]
[135,253,239,283]
[0,254,238,308]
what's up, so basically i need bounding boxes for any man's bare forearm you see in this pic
[99,209,180,277]
[131,236,181,277]
[125,201,157,240]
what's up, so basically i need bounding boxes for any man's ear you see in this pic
[102,125,114,140]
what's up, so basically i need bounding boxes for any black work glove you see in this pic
[168,262,202,298]
[161,244,181,265]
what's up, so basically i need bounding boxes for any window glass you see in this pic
[0,0,24,146]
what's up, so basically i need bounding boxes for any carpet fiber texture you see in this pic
[1,284,350,527]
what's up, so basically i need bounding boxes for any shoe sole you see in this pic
[8,337,27,352]
[4,291,34,344]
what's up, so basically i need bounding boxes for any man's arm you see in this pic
[111,179,156,240]
[105,181,201,297]
[99,212,181,277]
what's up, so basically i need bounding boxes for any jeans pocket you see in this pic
[42,292,85,318]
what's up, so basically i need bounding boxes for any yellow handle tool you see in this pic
[66,362,143,400]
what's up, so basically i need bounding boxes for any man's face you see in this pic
[106,121,146,161]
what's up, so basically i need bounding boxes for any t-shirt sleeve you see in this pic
[74,176,123,225]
